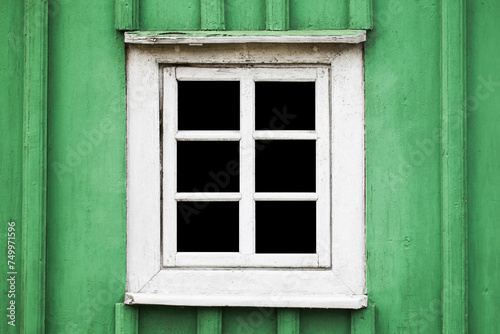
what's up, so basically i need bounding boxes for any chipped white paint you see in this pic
[124,31,366,45]
[126,42,366,307]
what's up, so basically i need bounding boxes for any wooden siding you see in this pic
[0,0,498,333]
[138,0,372,30]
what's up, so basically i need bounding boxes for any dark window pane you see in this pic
[177,141,239,192]
[178,81,240,130]
[255,140,315,192]
[256,201,316,253]
[177,202,239,252]
[255,82,315,130]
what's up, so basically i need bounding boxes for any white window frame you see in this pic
[125,40,366,309]
[164,66,330,268]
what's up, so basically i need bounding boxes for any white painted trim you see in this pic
[126,43,366,307]
[125,293,368,309]
[253,130,317,140]
[316,67,332,267]
[162,67,179,267]
[174,253,322,268]
[254,193,318,201]
[124,32,366,45]
[175,131,241,141]
[175,193,242,201]
[331,45,366,294]
[239,77,256,255]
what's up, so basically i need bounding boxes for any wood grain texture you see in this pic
[351,306,375,334]
[441,0,468,333]
[45,0,127,331]
[266,0,289,30]
[467,2,500,333]
[140,0,201,30]
[21,0,48,332]
[289,0,348,30]
[115,303,139,334]
[197,308,222,334]
[200,0,225,30]
[348,0,372,29]
[278,309,299,334]
[115,0,139,30]
[365,0,443,332]
[0,0,24,333]
[225,0,266,30]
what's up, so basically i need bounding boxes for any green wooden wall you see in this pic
[1,0,499,333]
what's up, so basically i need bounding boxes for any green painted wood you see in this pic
[115,0,139,30]
[348,0,372,29]
[21,0,48,332]
[351,306,375,334]
[0,0,24,332]
[441,0,468,333]
[222,308,277,334]
[277,309,299,334]
[197,307,222,334]
[289,0,348,30]
[365,0,443,332]
[200,0,225,30]
[266,0,289,31]
[225,0,266,31]
[466,1,500,333]
[140,0,201,31]
[115,304,139,334]
[139,306,197,333]
[45,0,127,332]
[300,309,350,334]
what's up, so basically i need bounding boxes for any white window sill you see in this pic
[124,293,368,309]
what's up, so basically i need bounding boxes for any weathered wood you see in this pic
[124,30,367,44]
[351,306,375,334]
[200,0,225,30]
[441,0,468,333]
[197,308,222,334]
[21,0,48,331]
[266,0,289,30]
[349,0,373,29]
[278,309,299,334]
[115,303,139,334]
[115,0,139,30]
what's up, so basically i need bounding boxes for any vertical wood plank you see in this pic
[349,0,373,29]
[441,0,467,333]
[115,303,139,334]
[200,0,225,30]
[266,0,289,31]
[278,309,299,334]
[21,0,48,332]
[197,307,222,334]
[351,306,375,334]
[115,0,139,30]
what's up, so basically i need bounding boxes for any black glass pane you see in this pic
[177,141,239,192]
[255,140,315,192]
[256,201,316,253]
[177,202,239,252]
[255,82,315,130]
[178,81,240,130]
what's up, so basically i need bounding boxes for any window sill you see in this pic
[124,30,366,45]
[124,293,368,309]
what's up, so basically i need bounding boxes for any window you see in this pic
[126,38,366,308]
[163,66,330,268]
